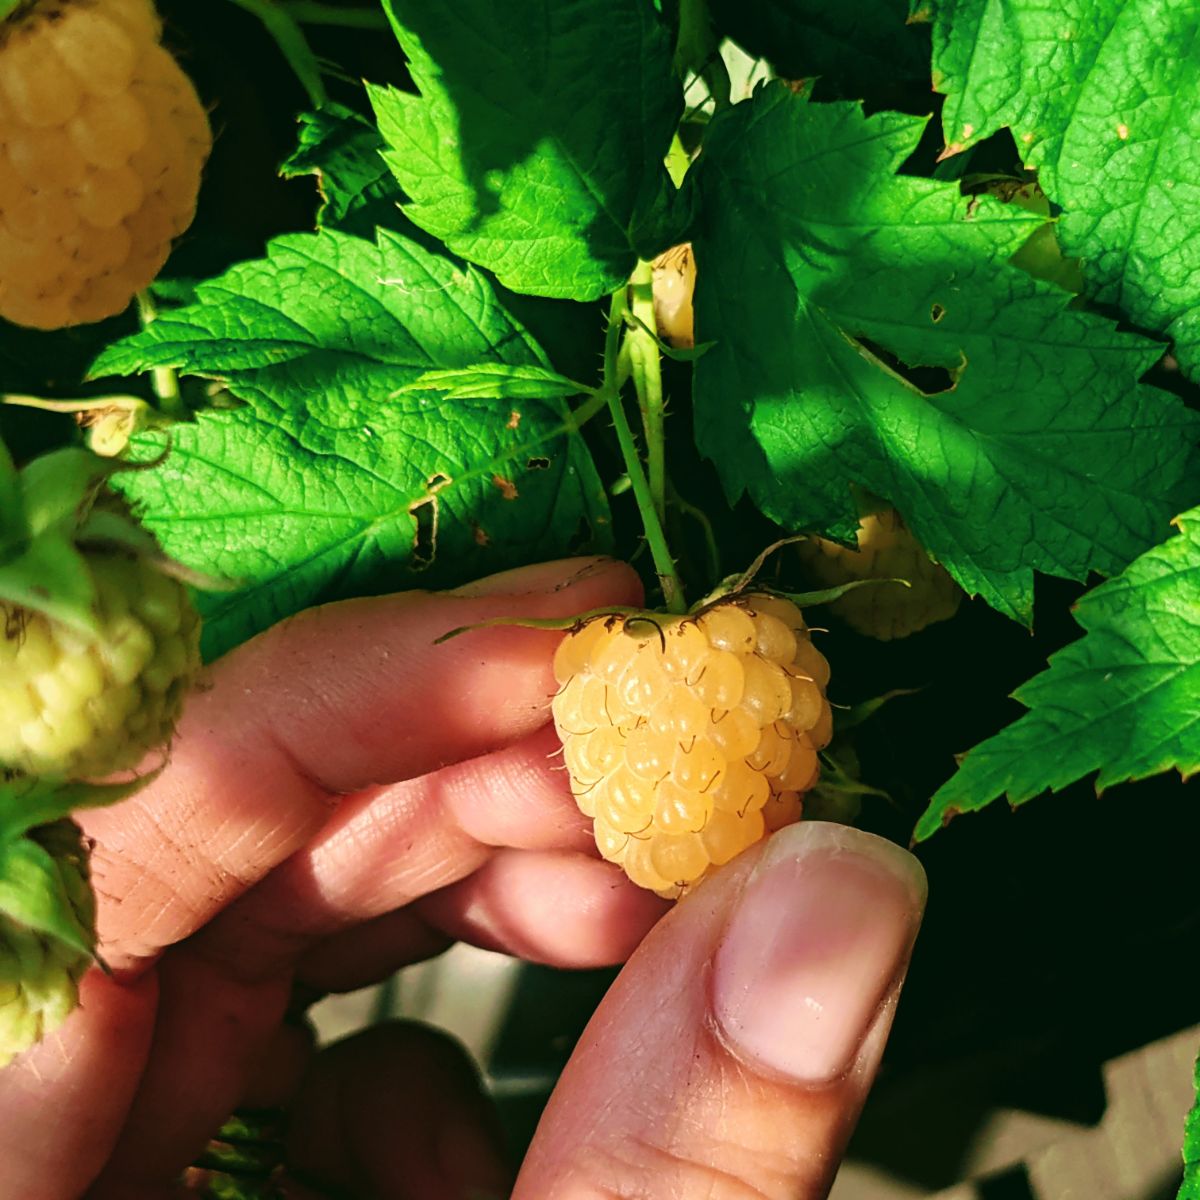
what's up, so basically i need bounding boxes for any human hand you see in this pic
[0,557,926,1200]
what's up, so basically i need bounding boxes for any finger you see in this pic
[84,944,294,1196]
[185,725,602,979]
[297,907,452,995]
[285,1022,512,1200]
[80,557,641,967]
[515,821,927,1200]
[416,849,669,967]
[0,969,157,1200]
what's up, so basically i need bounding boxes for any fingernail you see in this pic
[446,556,616,597]
[711,821,927,1085]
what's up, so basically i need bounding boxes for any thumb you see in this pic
[515,821,927,1200]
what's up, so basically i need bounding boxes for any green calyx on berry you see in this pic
[0,441,205,780]
[0,775,155,1069]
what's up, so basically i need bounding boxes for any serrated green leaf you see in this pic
[394,364,595,402]
[928,0,1200,379]
[709,0,930,106]
[91,229,612,659]
[369,0,682,300]
[280,103,404,237]
[0,837,91,957]
[1181,1049,1200,1200]
[693,84,1200,623]
[915,507,1200,841]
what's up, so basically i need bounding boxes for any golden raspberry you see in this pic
[800,508,963,639]
[551,593,832,898]
[0,0,210,329]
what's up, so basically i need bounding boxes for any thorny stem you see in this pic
[604,291,687,614]
[625,259,667,528]
[135,293,185,420]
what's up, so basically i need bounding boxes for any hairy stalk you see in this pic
[626,260,667,527]
[604,292,687,614]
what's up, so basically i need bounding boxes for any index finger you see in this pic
[81,556,641,964]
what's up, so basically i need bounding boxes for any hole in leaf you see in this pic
[930,303,946,323]
[567,514,594,553]
[526,456,551,471]
[409,496,438,568]
[857,335,956,396]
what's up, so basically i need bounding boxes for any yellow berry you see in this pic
[551,594,833,898]
[0,0,211,330]
[799,507,963,639]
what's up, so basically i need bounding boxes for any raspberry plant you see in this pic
[3,0,1200,1189]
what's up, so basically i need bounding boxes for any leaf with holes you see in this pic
[692,83,1200,622]
[926,0,1200,380]
[916,506,1200,840]
[90,229,610,660]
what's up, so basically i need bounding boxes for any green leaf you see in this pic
[280,103,404,237]
[92,229,612,660]
[692,84,1200,623]
[1182,1049,1200,1200]
[709,0,931,106]
[927,0,1200,379]
[0,837,91,957]
[915,507,1200,841]
[369,0,682,300]
[393,364,595,402]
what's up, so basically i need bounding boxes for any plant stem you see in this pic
[625,260,667,528]
[603,291,687,614]
[700,48,734,112]
[135,293,186,420]
[223,0,327,108]
[281,1,389,28]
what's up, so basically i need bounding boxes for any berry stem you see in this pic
[603,291,687,614]
[625,259,667,528]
